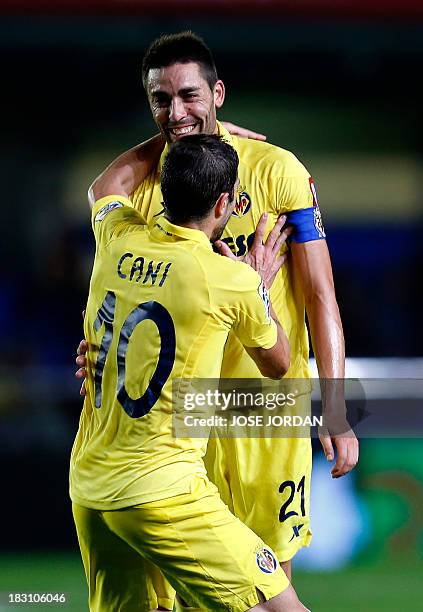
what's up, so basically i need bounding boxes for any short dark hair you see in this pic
[142,31,218,91]
[161,134,238,224]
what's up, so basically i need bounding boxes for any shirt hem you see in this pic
[70,481,193,511]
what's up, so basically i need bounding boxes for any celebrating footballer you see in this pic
[73,31,358,611]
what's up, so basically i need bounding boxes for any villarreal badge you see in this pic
[255,547,278,574]
[232,191,251,217]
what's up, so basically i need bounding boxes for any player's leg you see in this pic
[209,431,312,579]
[250,588,310,611]
[279,560,291,582]
[175,585,308,612]
[102,475,309,611]
[72,503,174,612]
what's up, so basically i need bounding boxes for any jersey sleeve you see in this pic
[271,151,312,213]
[229,267,278,349]
[273,152,326,243]
[91,195,144,246]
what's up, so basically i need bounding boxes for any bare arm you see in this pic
[244,304,290,379]
[88,134,166,207]
[88,121,265,208]
[291,240,359,476]
[291,240,344,377]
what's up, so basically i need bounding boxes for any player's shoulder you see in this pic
[236,137,309,179]
[92,195,147,245]
[199,248,260,294]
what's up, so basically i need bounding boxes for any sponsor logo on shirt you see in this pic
[221,232,255,257]
[95,200,124,221]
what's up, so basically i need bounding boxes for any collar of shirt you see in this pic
[216,121,235,148]
[151,216,213,250]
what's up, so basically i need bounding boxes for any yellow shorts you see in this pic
[72,503,175,611]
[205,436,312,562]
[72,476,289,612]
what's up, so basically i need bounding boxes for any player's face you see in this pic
[146,62,225,143]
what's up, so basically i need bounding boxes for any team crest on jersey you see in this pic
[256,547,278,574]
[95,200,124,221]
[309,177,326,238]
[232,191,251,217]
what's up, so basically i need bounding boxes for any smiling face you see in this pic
[146,62,225,143]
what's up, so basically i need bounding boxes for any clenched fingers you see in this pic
[77,339,88,356]
[75,367,86,380]
[76,354,86,368]
[331,436,359,478]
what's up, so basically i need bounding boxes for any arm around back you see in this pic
[88,134,165,208]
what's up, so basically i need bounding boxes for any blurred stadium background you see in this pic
[1,1,422,610]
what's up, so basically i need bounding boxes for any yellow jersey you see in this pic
[130,122,316,380]
[69,196,277,509]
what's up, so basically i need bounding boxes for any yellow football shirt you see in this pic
[130,122,314,380]
[69,196,277,509]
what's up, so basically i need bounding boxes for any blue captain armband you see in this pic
[285,206,326,243]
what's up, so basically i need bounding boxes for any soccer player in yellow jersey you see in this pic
[71,134,309,611]
[78,31,358,599]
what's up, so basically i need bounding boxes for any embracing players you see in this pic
[76,31,358,609]
[71,134,309,611]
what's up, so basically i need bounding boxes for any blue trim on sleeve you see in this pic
[286,207,326,243]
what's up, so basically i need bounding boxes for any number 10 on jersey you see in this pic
[92,290,176,418]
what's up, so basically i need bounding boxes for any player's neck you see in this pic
[165,215,213,240]
[177,220,212,240]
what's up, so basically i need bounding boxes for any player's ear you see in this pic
[214,192,229,219]
[214,80,225,109]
